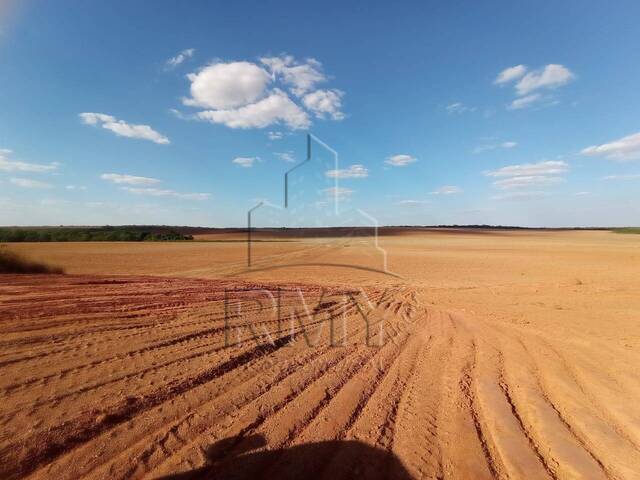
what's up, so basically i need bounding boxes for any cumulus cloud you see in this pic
[430,185,462,195]
[485,160,569,178]
[122,187,210,201]
[232,157,258,168]
[495,65,527,85]
[493,175,564,190]
[497,64,575,110]
[181,55,343,130]
[80,113,170,144]
[10,177,53,188]
[268,131,284,140]
[260,56,326,96]
[325,164,368,179]
[197,89,310,129]
[183,62,271,110]
[165,48,195,70]
[65,185,87,191]
[0,150,59,173]
[385,154,417,167]
[582,132,640,162]
[100,173,161,185]
[516,64,575,96]
[302,89,344,120]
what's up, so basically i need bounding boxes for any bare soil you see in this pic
[1,229,639,479]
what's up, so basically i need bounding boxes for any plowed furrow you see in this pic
[61,300,396,476]
[1,334,296,479]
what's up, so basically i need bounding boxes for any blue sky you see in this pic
[1,0,640,227]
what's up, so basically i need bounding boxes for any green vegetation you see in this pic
[611,228,640,234]
[0,226,194,242]
[0,249,64,274]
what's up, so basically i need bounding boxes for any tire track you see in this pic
[69,294,398,479]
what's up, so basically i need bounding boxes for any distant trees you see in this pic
[0,227,194,242]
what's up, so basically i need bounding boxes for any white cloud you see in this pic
[302,89,344,120]
[0,150,59,173]
[181,56,343,130]
[492,191,549,201]
[80,113,170,144]
[197,89,310,129]
[473,140,518,154]
[485,160,567,195]
[323,186,353,199]
[446,102,475,114]
[165,48,195,70]
[260,55,326,96]
[430,185,462,195]
[232,156,258,168]
[495,65,527,85]
[497,64,575,110]
[385,154,417,167]
[275,152,295,162]
[100,172,209,200]
[582,132,640,162]
[65,185,87,191]
[508,93,542,110]
[10,177,53,189]
[79,112,114,125]
[183,61,271,110]
[515,64,575,96]
[325,164,368,179]
[268,131,284,140]
[122,187,210,201]
[603,173,640,180]
[169,108,195,121]
[493,175,564,190]
[100,173,161,185]
[484,160,569,177]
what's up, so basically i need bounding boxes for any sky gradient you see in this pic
[2,0,640,227]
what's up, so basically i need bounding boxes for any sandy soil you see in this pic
[1,229,640,479]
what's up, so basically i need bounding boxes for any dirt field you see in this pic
[1,230,640,479]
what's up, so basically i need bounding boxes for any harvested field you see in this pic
[1,229,640,479]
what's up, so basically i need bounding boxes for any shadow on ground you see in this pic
[157,434,412,479]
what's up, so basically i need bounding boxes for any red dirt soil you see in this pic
[2,230,640,479]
